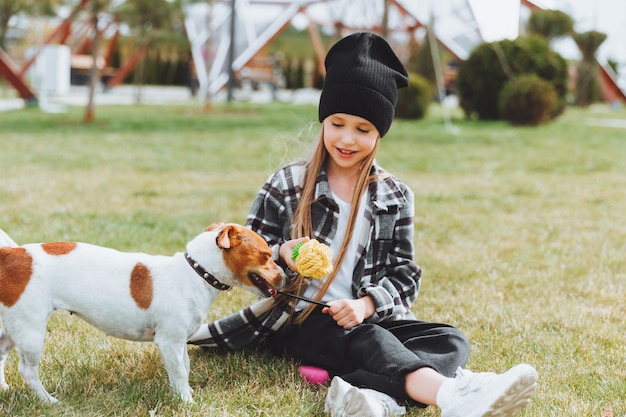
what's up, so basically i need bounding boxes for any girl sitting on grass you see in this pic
[189,32,538,417]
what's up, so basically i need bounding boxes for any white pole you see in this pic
[428,1,458,134]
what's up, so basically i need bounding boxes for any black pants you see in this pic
[266,308,470,404]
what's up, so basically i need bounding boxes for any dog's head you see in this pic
[187,223,286,297]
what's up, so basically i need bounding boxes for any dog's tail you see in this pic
[0,229,18,248]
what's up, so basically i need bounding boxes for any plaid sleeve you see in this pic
[189,167,305,350]
[187,298,290,350]
[359,181,422,321]
[246,164,304,266]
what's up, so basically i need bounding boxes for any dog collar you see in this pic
[184,252,232,291]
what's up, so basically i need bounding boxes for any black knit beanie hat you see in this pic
[318,32,409,137]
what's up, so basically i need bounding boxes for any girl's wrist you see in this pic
[361,295,376,319]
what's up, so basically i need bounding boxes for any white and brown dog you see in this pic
[0,223,285,403]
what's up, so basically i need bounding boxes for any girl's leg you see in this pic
[375,319,471,378]
[264,308,355,372]
[404,367,447,405]
[354,320,538,416]
[268,311,537,416]
[267,310,469,404]
[340,323,538,417]
[339,319,469,403]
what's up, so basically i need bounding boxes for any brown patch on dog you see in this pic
[130,263,153,310]
[42,242,77,255]
[0,247,33,307]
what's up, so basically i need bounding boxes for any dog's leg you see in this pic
[154,334,194,403]
[183,344,191,377]
[0,327,16,391]
[9,322,58,403]
[18,338,59,404]
[18,348,58,403]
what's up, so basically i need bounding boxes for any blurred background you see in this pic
[1,0,624,122]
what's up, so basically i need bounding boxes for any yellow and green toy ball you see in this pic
[291,240,333,279]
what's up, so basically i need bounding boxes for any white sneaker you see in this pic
[325,376,406,417]
[325,376,353,416]
[437,364,538,417]
[343,387,406,417]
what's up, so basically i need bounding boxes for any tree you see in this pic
[406,36,436,94]
[499,74,557,126]
[457,35,568,121]
[83,0,112,123]
[0,0,59,50]
[572,30,607,107]
[525,9,574,41]
[395,72,431,120]
[112,0,185,103]
[0,0,20,50]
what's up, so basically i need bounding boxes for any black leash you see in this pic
[274,289,330,308]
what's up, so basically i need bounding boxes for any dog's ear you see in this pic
[216,225,234,249]
[206,222,226,232]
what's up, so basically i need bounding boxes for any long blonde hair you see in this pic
[285,125,381,324]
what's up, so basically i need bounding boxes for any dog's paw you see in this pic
[179,392,194,403]
[41,394,60,404]
[176,386,194,403]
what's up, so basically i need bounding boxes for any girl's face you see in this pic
[322,113,379,174]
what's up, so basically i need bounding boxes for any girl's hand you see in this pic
[322,297,375,330]
[279,237,310,272]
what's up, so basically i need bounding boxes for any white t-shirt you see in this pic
[297,192,367,310]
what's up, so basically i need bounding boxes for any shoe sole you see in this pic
[325,377,351,415]
[481,365,538,417]
[342,387,406,417]
[343,388,380,417]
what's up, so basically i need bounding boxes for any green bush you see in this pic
[457,34,568,121]
[395,72,431,120]
[499,74,558,126]
[572,30,608,107]
[526,9,574,40]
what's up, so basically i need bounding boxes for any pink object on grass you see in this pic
[299,365,330,385]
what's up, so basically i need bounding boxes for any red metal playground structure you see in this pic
[0,0,145,106]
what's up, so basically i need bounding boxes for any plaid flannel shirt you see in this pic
[189,162,422,349]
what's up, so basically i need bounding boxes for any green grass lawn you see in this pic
[0,101,625,416]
